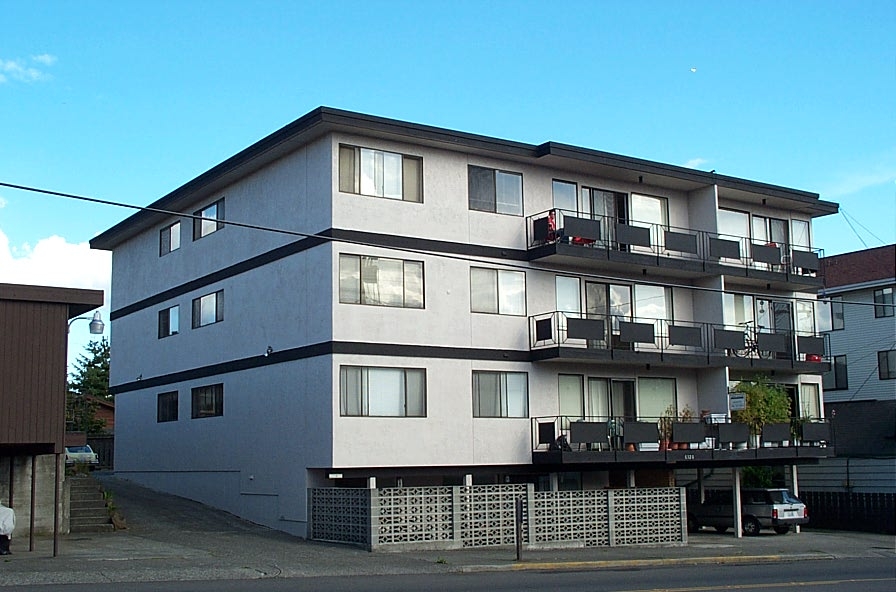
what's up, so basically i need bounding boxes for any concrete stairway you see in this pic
[69,475,113,533]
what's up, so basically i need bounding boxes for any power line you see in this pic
[838,210,868,248]
[0,180,888,309]
[845,341,896,401]
[840,207,886,246]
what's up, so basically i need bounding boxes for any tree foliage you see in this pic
[66,338,111,434]
[731,376,792,436]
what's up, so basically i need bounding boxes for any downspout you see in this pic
[29,456,36,551]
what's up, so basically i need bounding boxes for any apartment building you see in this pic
[91,107,838,538]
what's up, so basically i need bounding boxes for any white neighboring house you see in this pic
[796,245,896,496]
[91,107,839,538]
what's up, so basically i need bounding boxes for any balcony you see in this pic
[529,311,830,373]
[526,209,824,289]
[532,415,835,467]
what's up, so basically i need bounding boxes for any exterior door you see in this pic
[583,187,620,249]
[758,299,794,359]
[611,380,636,421]
[585,282,632,348]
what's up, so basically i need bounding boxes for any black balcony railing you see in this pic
[527,208,823,279]
[532,415,834,456]
[530,312,830,365]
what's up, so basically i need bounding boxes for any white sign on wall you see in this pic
[729,393,746,411]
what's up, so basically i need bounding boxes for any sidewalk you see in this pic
[1,475,893,587]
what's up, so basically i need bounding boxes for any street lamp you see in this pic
[68,311,105,334]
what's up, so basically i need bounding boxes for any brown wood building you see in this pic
[0,283,104,554]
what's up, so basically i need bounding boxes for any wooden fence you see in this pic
[801,491,895,534]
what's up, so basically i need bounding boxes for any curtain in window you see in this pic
[559,375,584,424]
[588,378,610,419]
[471,268,498,313]
[473,372,527,417]
[800,383,820,419]
[637,377,675,420]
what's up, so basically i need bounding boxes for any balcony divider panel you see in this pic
[797,336,826,355]
[564,216,602,241]
[709,237,740,259]
[668,325,703,347]
[664,230,699,254]
[623,422,659,444]
[569,421,609,445]
[791,250,820,271]
[672,422,707,444]
[537,422,556,446]
[535,318,553,342]
[619,321,655,344]
[713,328,745,350]
[801,422,831,443]
[615,223,651,248]
[533,216,551,242]
[761,422,791,443]
[567,318,605,341]
[717,422,749,446]
[757,332,789,353]
[751,243,783,265]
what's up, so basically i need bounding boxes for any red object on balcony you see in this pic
[806,354,822,362]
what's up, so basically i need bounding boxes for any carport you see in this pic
[0,283,104,556]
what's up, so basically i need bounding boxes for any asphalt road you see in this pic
[0,474,893,589]
[3,557,894,592]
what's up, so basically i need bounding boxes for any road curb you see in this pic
[456,553,835,573]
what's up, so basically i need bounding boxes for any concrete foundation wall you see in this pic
[0,455,69,537]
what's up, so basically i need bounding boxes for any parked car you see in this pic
[64,445,99,467]
[687,488,809,536]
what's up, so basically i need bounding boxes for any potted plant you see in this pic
[731,377,791,448]
[790,402,815,446]
[658,404,675,450]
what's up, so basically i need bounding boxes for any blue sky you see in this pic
[1,0,894,366]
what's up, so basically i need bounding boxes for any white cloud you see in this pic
[683,157,708,169]
[0,55,55,83]
[0,196,7,209]
[820,167,896,199]
[31,53,57,66]
[0,228,110,295]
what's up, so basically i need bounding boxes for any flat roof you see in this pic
[91,106,839,250]
[821,244,896,290]
[0,283,104,318]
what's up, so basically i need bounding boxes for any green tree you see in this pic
[731,376,791,436]
[66,338,111,434]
